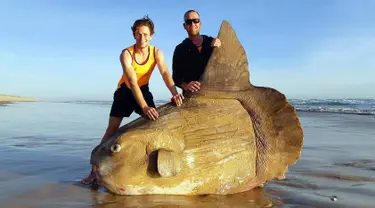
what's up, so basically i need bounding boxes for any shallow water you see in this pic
[0,102,374,207]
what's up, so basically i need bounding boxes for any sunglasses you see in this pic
[184,18,200,25]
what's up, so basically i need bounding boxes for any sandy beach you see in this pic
[0,100,374,208]
[0,95,38,104]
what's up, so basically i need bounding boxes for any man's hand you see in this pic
[171,93,184,106]
[142,106,159,121]
[183,81,201,92]
[211,38,221,48]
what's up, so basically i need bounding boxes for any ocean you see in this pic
[290,98,375,115]
[0,98,374,207]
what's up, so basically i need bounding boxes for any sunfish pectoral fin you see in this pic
[157,149,182,177]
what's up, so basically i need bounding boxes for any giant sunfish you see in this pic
[90,20,304,195]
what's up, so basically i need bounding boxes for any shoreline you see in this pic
[0,95,38,104]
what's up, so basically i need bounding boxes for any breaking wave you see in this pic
[290,99,375,115]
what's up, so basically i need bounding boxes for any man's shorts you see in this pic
[109,83,156,118]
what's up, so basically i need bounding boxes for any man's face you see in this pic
[133,25,153,48]
[183,12,201,36]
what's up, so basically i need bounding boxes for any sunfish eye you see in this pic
[110,144,122,153]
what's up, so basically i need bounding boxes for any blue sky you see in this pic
[1,0,374,101]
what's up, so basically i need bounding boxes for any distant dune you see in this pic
[0,94,38,104]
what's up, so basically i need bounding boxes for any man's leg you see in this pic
[101,116,123,143]
[81,116,123,185]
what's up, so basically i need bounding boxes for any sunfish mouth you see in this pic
[93,169,127,194]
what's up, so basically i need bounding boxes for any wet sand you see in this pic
[0,102,374,208]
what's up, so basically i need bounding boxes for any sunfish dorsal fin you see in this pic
[200,20,251,91]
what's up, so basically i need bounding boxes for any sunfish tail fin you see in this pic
[238,87,304,183]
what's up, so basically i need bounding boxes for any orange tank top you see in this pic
[117,45,157,89]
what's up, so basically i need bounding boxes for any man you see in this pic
[82,16,184,184]
[172,10,221,93]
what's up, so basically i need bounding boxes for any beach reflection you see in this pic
[88,186,274,208]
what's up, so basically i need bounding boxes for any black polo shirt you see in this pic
[172,35,214,90]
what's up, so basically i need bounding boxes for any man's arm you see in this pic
[120,50,158,120]
[155,48,178,95]
[172,46,200,92]
[155,48,184,106]
[172,46,184,89]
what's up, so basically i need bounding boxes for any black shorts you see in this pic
[109,83,156,118]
